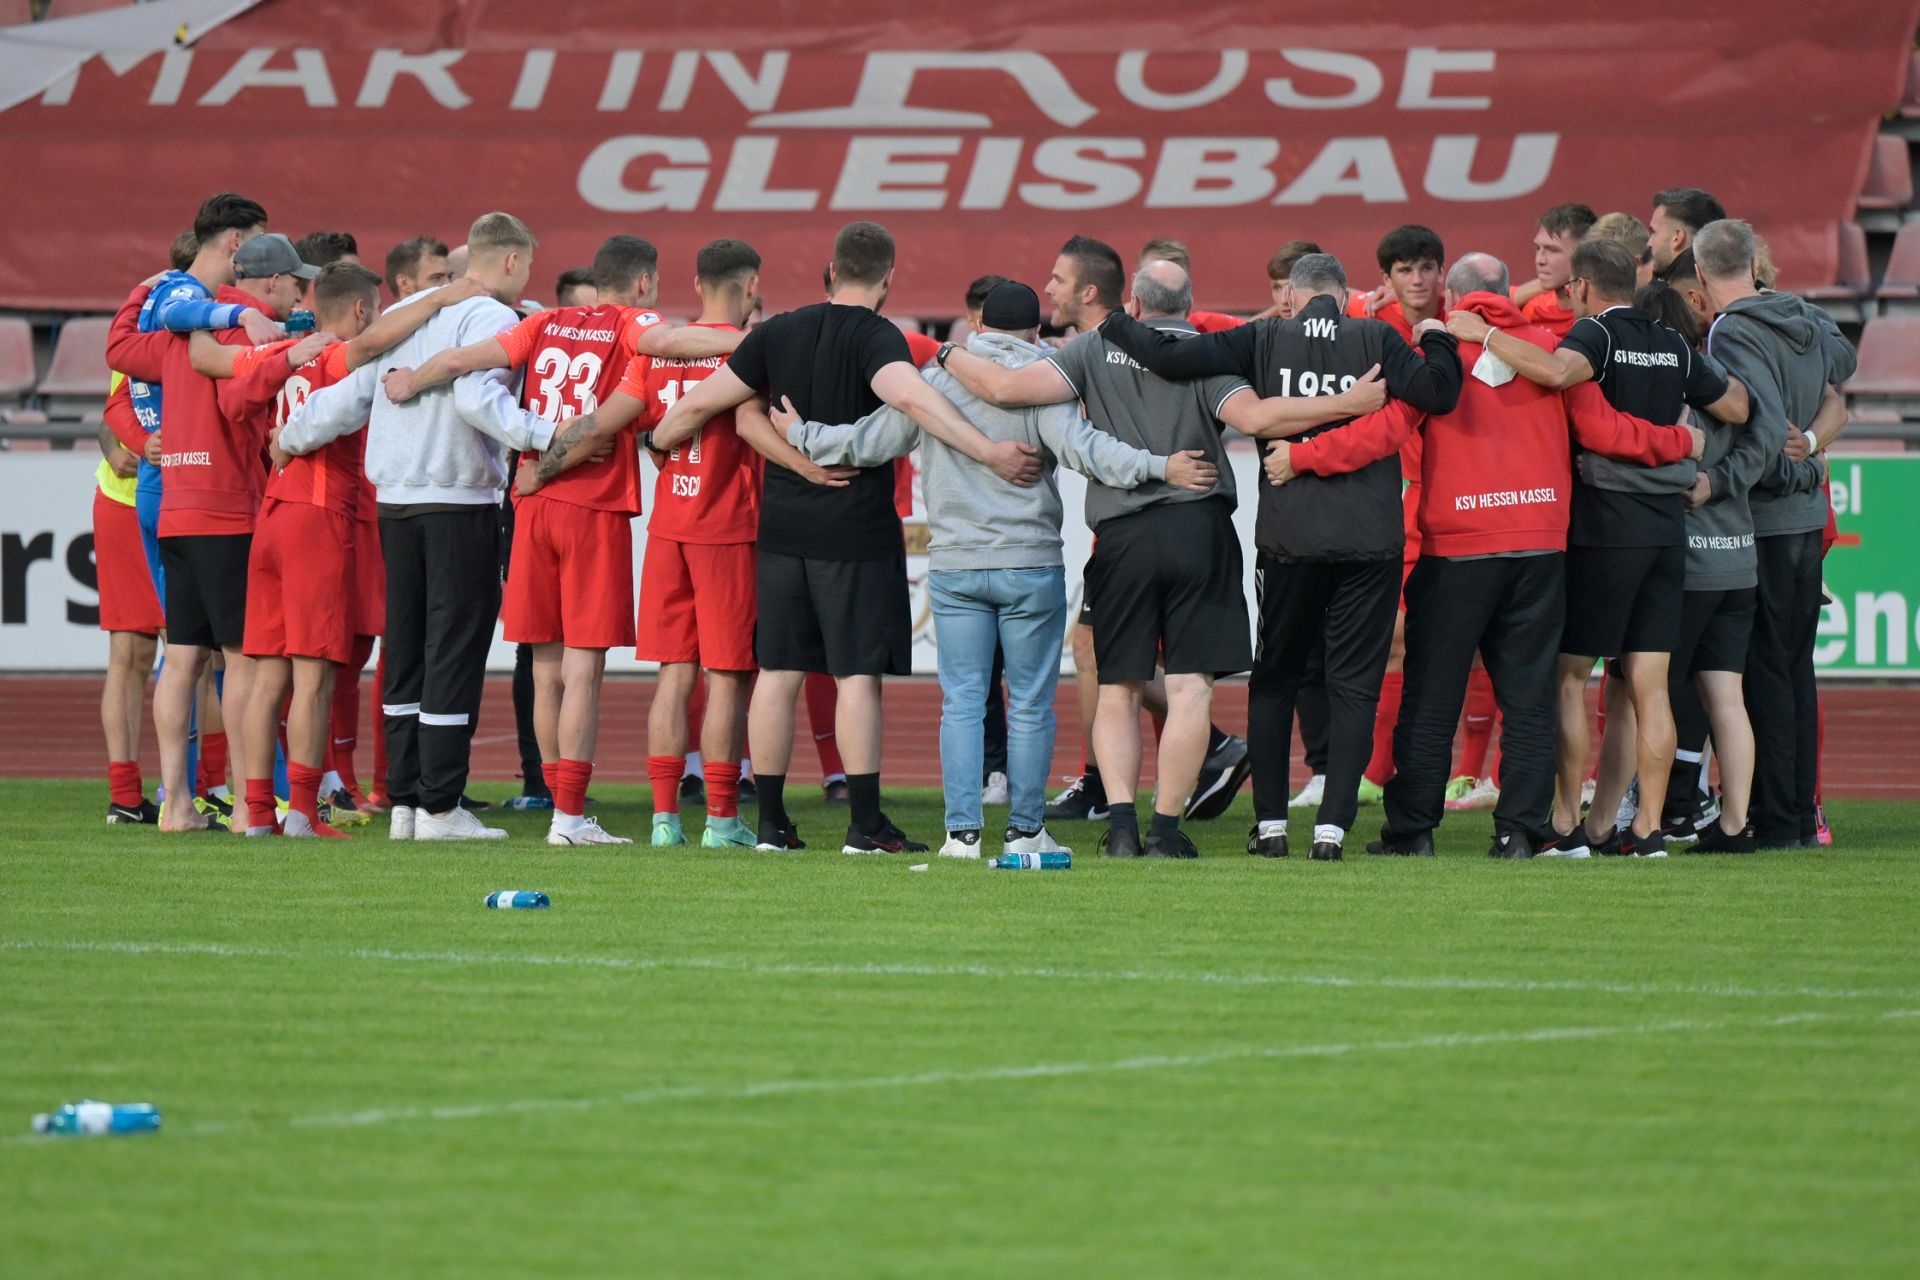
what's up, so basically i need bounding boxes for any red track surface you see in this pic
[3,674,1916,800]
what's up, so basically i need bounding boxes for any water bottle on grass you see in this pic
[990,852,1071,871]
[485,890,550,909]
[32,1101,161,1137]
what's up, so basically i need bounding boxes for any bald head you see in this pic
[1131,259,1193,318]
[1446,252,1509,306]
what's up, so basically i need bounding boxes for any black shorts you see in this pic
[1561,543,1685,658]
[159,533,251,650]
[755,549,911,677]
[1084,499,1250,684]
[1077,553,1096,626]
[1672,587,1757,678]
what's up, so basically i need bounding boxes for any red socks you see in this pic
[648,755,684,817]
[1366,673,1402,786]
[198,731,229,796]
[108,761,144,809]
[541,762,560,804]
[1458,668,1497,779]
[287,762,323,822]
[245,777,277,831]
[804,673,844,777]
[706,761,741,818]
[553,758,592,817]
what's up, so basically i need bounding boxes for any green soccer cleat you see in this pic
[700,816,757,848]
[651,814,688,847]
[1355,777,1385,806]
[1443,774,1475,803]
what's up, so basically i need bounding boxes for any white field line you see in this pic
[8,1007,1914,1146]
[5,938,1919,1004]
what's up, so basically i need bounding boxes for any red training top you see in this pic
[624,323,761,545]
[499,303,650,515]
[255,340,362,516]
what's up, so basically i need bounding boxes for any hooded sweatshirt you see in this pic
[1416,292,1698,557]
[784,330,1167,572]
[1705,291,1856,537]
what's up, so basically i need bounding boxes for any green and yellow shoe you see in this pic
[700,816,756,848]
[1443,774,1475,803]
[1355,777,1385,806]
[651,814,688,847]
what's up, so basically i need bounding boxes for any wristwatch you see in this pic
[936,341,958,368]
[641,429,658,454]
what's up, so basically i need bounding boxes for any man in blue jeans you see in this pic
[770,281,1218,857]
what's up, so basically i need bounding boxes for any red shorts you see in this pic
[637,537,756,670]
[244,498,355,662]
[502,496,635,649]
[93,490,164,635]
[351,518,384,638]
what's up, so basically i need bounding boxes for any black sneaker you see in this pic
[1309,839,1343,862]
[1046,774,1109,823]
[1539,826,1595,859]
[1247,826,1290,858]
[1661,794,1719,845]
[1692,822,1757,854]
[1365,829,1436,857]
[679,774,706,805]
[738,776,758,805]
[458,793,493,813]
[843,818,927,854]
[1143,828,1201,859]
[1487,829,1537,860]
[1615,828,1669,859]
[1099,825,1143,858]
[754,819,806,851]
[1185,734,1251,821]
[107,798,160,825]
[821,778,850,805]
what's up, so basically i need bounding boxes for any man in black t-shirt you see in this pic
[654,221,1041,855]
[1447,238,1748,856]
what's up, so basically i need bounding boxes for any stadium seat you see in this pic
[0,316,34,401]
[1903,50,1920,119]
[1857,134,1914,210]
[1807,222,1872,302]
[1845,314,1920,396]
[1876,220,1920,302]
[35,316,110,416]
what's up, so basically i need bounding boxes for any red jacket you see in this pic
[1413,292,1697,557]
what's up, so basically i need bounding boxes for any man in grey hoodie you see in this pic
[280,212,563,843]
[1692,219,1856,849]
[771,281,1219,858]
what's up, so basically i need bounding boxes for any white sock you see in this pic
[1314,824,1345,845]
[553,810,585,829]
[824,771,848,786]
[1674,749,1703,764]
[684,752,704,780]
[740,756,752,780]
[210,784,232,801]
[1258,819,1287,838]
[321,770,345,795]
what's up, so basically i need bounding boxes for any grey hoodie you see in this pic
[784,330,1168,572]
[1682,406,1762,591]
[1705,291,1856,538]
[279,290,556,507]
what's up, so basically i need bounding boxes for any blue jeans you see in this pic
[929,567,1068,834]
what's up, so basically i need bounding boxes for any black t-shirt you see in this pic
[1558,306,1728,546]
[727,302,912,560]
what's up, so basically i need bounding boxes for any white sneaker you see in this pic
[1446,778,1501,811]
[1003,825,1071,856]
[1288,774,1326,809]
[938,830,984,859]
[547,815,633,846]
[980,771,1010,806]
[413,806,508,841]
[390,805,416,841]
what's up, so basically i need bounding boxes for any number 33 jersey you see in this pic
[619,322,760,546]
[497,303,648,515]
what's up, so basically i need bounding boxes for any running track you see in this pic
[3,674,1916,800]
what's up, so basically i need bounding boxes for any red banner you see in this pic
[4,0,1916,315]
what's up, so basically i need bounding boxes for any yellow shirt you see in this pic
[96,370,137,506]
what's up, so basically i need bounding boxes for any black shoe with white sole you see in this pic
[107,799,161,825]
[843,818,928,854]
[754,819,806,851]
[1487,829,1537,860]
[1309,840,1343,861]
[1247,826,1290,858]
[1045,774,1109,823]
[1185,735,1251,821]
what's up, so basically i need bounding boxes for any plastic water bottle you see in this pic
[485,890,549,909]
[989,852,1071,871]
[31,1101,161,1137]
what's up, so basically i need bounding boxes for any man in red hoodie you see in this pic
[1276,253,1703,858]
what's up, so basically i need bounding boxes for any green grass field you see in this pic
[3,778,1916,1278]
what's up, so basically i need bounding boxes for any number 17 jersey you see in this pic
[622,322,760,545]
[497,303,653,515]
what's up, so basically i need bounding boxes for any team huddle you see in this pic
[90,186,1850,859]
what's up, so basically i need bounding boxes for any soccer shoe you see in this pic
[1143,828,1201,859]
[1247,825,1290,858]
[283,809,348,839]
[822,777,851,805]
[457,793,493,813]
[503,792,554,812]
[1446,777,1500,811]
[389,805,416,841]
[1690,822,1757,855]
[1486,829,1537,860]
[754,819,806,852]
[1309,839,1343,862]
[1442,775,1475,803]
[1185,734,1251,821]
[980,771,1010,806]
[844,818,928,855]
[938,830,983,859]
[193,795,233,831]
[651,814,688,847]
[1538,826,1594,859]
[678,774,707,806]
[1354,776,1385,806]
[1288,774,1325,809]
[1365,829,1436,857]
[1098,826,1143,858]
[1045,774,1109,823]
[700,816,757,849]
[321,790,371,827]
[548,816,633,847]
[1003,825,1071,856]
[414,806,508,841]
[107,799,161,825]
[1613,828,1668,859]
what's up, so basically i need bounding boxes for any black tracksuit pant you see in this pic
[1746,529,1823,845]
[1297,642,1330,774]
[380,506,501,813]
[1248,555,1399,833]
[1384,553,1565,840]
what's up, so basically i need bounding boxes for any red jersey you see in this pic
[623,323,760,545]
[1520,289,1577,341]
[1188,309,1243,333]
[897,331,941,517]
[259,341,361,516]
[500,303,651,515]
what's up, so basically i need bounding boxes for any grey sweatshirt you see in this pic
[1705,291,1855,538]
[1683,406,1761,591]
[784,331,1168,572]
[279,290,556,506]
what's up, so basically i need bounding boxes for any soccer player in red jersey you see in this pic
[1512,203,1598,341]
[95,377,165,823]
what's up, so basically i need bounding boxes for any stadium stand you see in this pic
[1845,313,1920,428]
[1807,222,1873,321]
[34,316,110,421]
[1856,134,1915,232]
[1876,219,1920,306]
[0,316,34,402]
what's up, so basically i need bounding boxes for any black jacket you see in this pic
[1101,295,1461,560]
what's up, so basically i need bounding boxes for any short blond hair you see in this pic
[468,211,536,257]
[1585,211,1650,263]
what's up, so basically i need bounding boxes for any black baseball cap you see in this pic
[981,280,1041,331]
